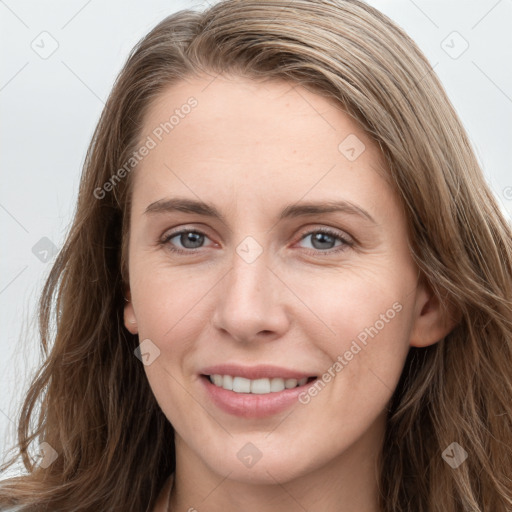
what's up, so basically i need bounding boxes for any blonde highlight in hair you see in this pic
[1,1,511,510]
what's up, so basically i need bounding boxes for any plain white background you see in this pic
[1,0,511,473]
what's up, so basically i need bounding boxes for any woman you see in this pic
[1,0,511,510]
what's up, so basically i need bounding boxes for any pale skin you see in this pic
[123,74,456,511]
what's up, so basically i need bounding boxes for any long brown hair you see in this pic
[1,1,511,510]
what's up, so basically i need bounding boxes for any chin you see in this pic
[199,439,319,485]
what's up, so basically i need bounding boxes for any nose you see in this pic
[211,247,291,344]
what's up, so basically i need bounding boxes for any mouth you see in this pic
[202,374,317,394]
[199,366,320,418]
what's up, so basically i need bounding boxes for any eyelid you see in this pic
[294,226,354,255]
[160,226,216,251]
[296,225,354,244]
[160,224,355,255]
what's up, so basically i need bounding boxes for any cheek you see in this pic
[292,262,413,349]
[130,269,210,425]
[131,263,218,342]
[129,267,218,422]
[296,267,413,403]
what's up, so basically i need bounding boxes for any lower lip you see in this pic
[200,375,316,418]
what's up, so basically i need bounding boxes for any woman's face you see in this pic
[124,75,442,484]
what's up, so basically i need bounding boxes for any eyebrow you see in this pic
[144,197,377,224]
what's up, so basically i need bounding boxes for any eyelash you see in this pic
[159,227,354,256]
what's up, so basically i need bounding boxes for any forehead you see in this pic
[130,74,392,219]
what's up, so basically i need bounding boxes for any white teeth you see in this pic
[251,378,270,394]
[209,374,312,394]
[285,378,298,389]
[232,376,251,393]
[270,377,285,392]
[223,374,233,391]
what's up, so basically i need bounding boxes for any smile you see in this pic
[208,374,316,394]
[199,365,320,418]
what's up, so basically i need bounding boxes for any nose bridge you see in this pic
[212,238,289,341]
[231,240,270,302]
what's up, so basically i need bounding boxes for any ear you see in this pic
[123,288,138,335]
[409,277,460,348]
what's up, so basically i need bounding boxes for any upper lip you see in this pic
[200,364,317,380]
